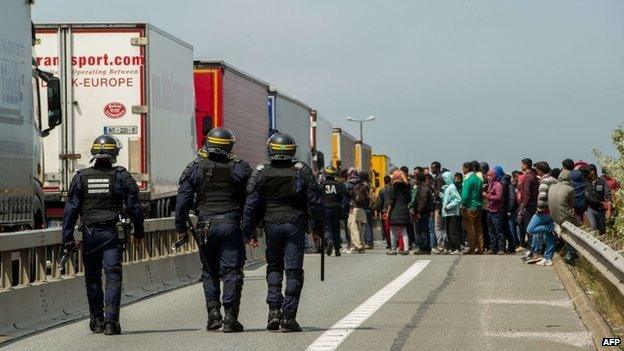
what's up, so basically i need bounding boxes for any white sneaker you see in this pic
[431,248,442,255]
[450,250,462,255]
[536,259,553,266]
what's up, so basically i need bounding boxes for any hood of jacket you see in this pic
[558,169,571,183]
[493,165,504,180]
[442,171,454,186]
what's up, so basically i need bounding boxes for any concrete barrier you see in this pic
[0,242,266,344]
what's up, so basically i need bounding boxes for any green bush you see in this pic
[594,127,624,239]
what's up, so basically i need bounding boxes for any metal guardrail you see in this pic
[0,217,198,291]
[558,221,624,298]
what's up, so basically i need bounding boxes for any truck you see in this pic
[194,60,270,167]
[331,128,355,172]
[268,89,312,165]
[354,141,372,173]
[34,23,196,219]
[1,0,62,230]
[371,154,392,192]
[311,113,333,174]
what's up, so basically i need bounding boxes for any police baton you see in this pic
[318,230,325,282]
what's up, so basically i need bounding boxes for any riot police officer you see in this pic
[243,133,324,332]
[321,166,348,256]
[175,127,252,333]
[62,134,145,335]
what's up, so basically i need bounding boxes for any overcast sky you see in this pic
[34,0,624,172]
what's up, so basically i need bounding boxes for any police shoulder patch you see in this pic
[116,167,139,193]
[179,160,197,185]
[256,163,266,171]
[294,161,304,170]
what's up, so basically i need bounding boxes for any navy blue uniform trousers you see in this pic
[265,221,305,313]
[199,223,245,308]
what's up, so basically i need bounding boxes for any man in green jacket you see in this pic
[461,162,484,254]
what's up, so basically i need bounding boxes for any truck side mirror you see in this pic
[47,77,62,128]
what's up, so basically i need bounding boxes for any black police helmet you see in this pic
[205,127,235,155]
[324,166,338,178]
[90,134,122,163]
[267,133,297,161]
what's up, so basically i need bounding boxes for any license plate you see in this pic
[104,126,138,134]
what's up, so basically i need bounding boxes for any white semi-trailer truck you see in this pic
[34,23,196,219]
[0,0,62,230]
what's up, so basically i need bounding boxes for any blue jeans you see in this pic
[543,232,556,260]
[507,218,518,251]
[429,217,437,249]
[530,233,544,254]
[364,208,374,246]
[487,211,505,252]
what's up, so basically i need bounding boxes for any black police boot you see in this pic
[222,306,244,333]
[89,315,105,334]
[267,308,282,331]
[206,306,223,331]
[280,310,302,333]
[103,320,121,335]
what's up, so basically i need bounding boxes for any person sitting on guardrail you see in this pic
[548,167,582,265]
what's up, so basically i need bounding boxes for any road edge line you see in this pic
[552,253,614,350]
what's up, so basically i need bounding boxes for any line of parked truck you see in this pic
[0,1,392,231]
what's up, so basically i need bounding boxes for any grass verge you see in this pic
[569,255,624,345]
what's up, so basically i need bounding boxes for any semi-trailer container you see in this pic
[268,90,312,165]
[312,113,333,172]
[35,22,196,218]
[1,1,62,230]
[354,141,372,173]
[371,154,392,192]
[194,60,269,167]
[331,128,355,171]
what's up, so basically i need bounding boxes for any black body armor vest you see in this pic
[261,164,303,223]
[195,158,242,216]
[80,167,122,225]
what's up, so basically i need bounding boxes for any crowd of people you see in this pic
[317,158,619,267]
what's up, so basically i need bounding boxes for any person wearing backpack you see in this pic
[347,171,370,253]
[411,173,434,254]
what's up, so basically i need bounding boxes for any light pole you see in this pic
[346,115,375,142]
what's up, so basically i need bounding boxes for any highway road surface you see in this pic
[3,247,591,351]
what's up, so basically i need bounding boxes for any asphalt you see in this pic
[1,247,592,351]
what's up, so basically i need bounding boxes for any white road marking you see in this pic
[306,260,431,351]
[479,298,573,308]
[484,331,592,347]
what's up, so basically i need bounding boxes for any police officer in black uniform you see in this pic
[321,166,348,256]
[175,127,252,333]
[242,133,324,332]
[62,134,145,335]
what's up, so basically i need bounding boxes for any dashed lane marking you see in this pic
[306,260,431,351]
